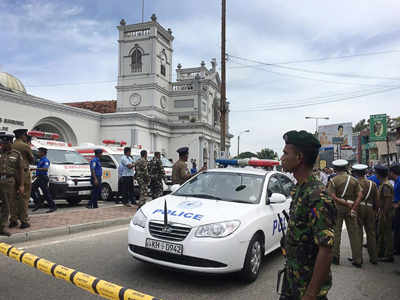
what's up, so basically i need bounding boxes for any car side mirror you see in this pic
[170,184,180,193]
[269,193,286,203]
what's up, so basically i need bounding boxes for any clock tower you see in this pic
[116,14,173,116]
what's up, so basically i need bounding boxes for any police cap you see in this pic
[177,147,189,155]
[94,149,103,154]
[374,164,388,172]
[390,163,400,175]
[283,130,321,149]
[0,133,14,144]
[352,164,368,171]
[38,147,48,153]
[13,129,28,138]
[332,159,348,167]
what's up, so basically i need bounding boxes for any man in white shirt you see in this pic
[120,147,135,207]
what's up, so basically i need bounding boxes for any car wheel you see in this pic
[101,183,112,201]
[66,198,82,206]
[240,234,263,283]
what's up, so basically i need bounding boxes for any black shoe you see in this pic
[332,257,340,265]
[20,222,30,229]
[347,257,353,262]
[46,207,57,213]
[0,229,11,237]
[379,257,394,263]
[123,203,132,207]
[363,244,368,248]
[352,262,362,268]
[32,205,42,212]
[370,260,378,265]
[394,251,400,256]
[8,221,18,228]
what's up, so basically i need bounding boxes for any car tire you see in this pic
[240,234,264,283]
[101,183,112,201]
[66,197,82,206]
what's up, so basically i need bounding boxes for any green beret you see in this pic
[283,130,321,149]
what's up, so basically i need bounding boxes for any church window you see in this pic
[160,51,167,76]
[131,49,142,73]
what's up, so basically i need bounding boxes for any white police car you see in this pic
[128,167,293,282]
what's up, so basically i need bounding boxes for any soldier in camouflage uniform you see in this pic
[135,150,150,207]
[149,152,165,199]
[10,129,34,229]
[0,133,24,236]
[280,130,336,300]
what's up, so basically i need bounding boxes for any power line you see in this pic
[229,59,396,88]
[231,85,400,113]
[229,54,400,81]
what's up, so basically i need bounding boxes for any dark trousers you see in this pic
[121,176,135,204]
[89,176,101,208]
[394,207,400,253]
[32,175,56,209]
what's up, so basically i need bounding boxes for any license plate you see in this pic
[145,238,183,255]
[78,190,90,195]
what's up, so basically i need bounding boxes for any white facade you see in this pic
[0,14,231,168]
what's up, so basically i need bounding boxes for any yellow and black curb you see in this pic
[0,242,162,300]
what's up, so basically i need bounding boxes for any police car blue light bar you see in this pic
[215,159,280,167]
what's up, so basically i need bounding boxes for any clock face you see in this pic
[129,94,141,106]
[160,96,167,109]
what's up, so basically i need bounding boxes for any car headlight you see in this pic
[195,220,241,238]
[49,175,67,183]
[132,209,147,228]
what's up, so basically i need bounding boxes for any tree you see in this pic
[257,148,278,160]
[235,151,257,159]
[353,119,368,133]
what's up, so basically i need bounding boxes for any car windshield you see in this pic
[174,171,265,204]
[161,157,173,168]
[47,149,89,165]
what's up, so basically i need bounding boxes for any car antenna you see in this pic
[164,199,168,227]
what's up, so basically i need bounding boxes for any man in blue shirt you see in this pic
[88,149,103,209]
[32,147,57,213]
[389,164,400,255]
[120,147,135,207]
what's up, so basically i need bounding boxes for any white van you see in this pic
[29,131,92,205]
[75,141,173,201]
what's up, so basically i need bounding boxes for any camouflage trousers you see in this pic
[10,171,31,224]
[150,180,163,199]
[279,271,329,300]
[333,205,362,264]
[137,178,149,205]
[0,177,16,231]
[358,204,378,263]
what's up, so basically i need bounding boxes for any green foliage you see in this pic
[257,148,279,160]
[234,151,257,159]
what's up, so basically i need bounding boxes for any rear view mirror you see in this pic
[170,184,180,193]
[269,193,286,203]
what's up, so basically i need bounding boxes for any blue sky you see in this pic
[2,0,400,155]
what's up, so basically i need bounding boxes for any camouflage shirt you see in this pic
[149,157,165,182]
[284,175,336,299]
[135,158,150,183]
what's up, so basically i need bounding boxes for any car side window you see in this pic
[278,174,294,197]
[100,155,116,169]
[267,175,284,198]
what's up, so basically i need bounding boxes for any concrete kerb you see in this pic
[0,217,132,244]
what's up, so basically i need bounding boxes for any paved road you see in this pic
[1,226,399,300]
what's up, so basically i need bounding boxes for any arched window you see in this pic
[131,49,142,73]
[160,51,167,76]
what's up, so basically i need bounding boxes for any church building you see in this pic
[0,14,231,167]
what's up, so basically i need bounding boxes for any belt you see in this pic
[346,200,355,204]
[361,202,373,207]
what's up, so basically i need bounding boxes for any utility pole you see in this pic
[220,0,227,158]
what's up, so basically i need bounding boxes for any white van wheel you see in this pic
[101,183,112,201]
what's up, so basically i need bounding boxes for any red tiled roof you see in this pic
[64,100,117,114]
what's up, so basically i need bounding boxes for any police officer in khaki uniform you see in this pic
[0,133,24,236]
[172,147,191,185]
[375,164,395,262]
[9,129,34,229]
[327,159,363,267]
[351,164,379,264]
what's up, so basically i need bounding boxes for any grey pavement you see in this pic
[0,226,399,300]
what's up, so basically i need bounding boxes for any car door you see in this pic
[99,155,118,192]
[265,174,289,249]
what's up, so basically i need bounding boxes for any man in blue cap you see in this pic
[32,147,57,213]
[88,149,103,209]
[0,133,24,236]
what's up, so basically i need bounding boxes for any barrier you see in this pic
[0,242,162,300]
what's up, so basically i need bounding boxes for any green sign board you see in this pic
[369,114,387,142]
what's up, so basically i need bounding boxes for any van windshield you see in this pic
[47,149,89,165]
[161,157,173,168]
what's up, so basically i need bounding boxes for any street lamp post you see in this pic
[237,129,250,157]
[305,116,330,137]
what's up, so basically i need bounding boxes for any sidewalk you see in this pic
[0,204,137,244]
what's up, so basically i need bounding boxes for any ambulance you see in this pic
[29,131,92,205]
[75,141,173,201]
